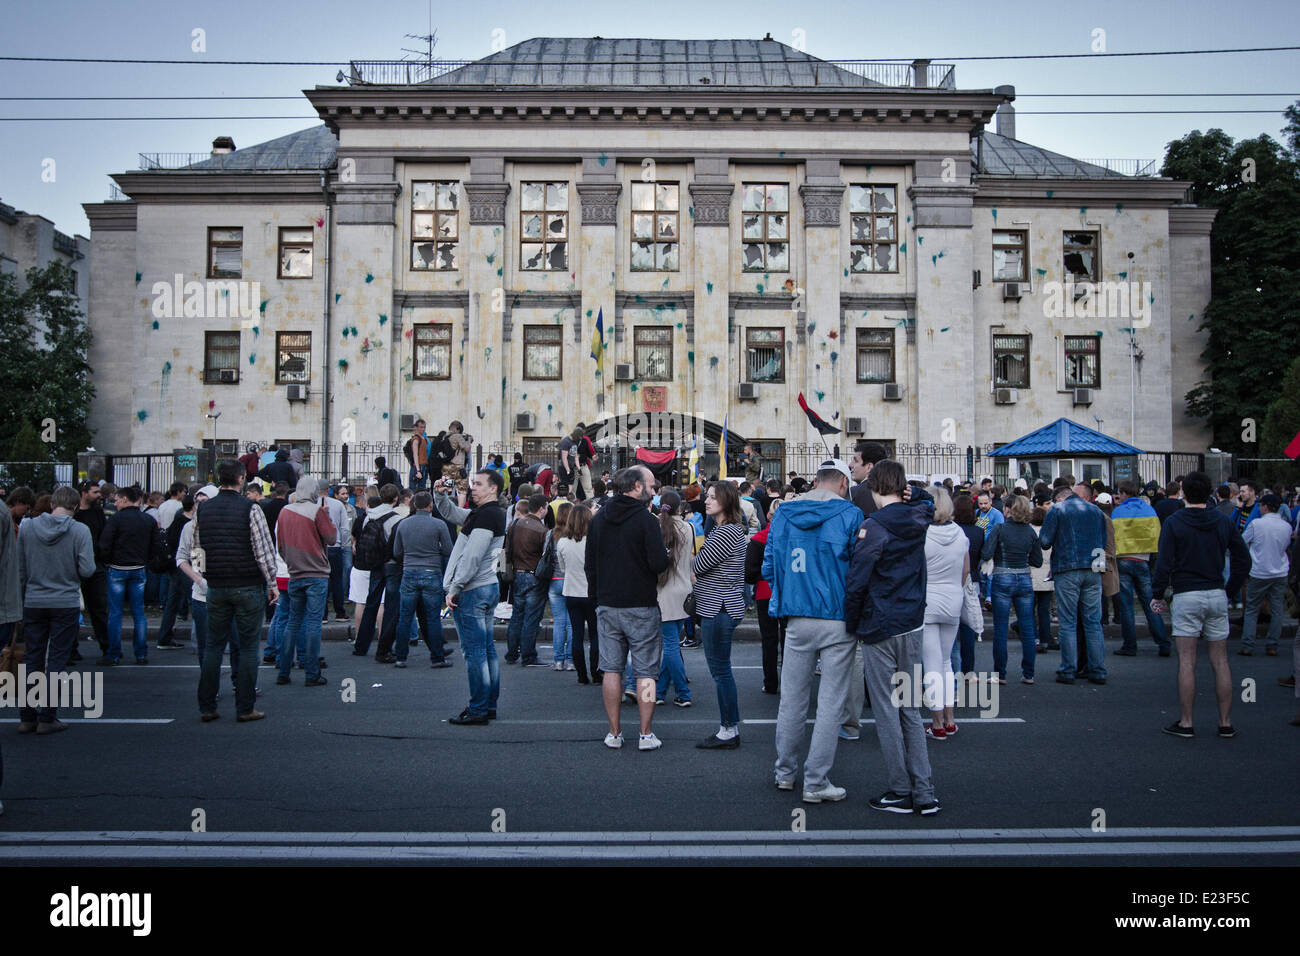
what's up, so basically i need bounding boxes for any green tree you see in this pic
[1259,355,1300,487]
[1163,109,1300,453]
[0,418,57,491]
[0,261,95,463]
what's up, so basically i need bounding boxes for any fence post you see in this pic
[341,443,349,482]
[1163,453,1172,485]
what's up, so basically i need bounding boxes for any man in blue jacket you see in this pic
[1040,484,1108,684]
[764,459,863,803]
[844,461,939,816]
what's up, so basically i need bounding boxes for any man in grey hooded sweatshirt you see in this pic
[17,486,96,734]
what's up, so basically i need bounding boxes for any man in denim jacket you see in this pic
[1040,485,1108,684]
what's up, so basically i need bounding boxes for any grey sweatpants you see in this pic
[862,627,935,804]
[841,642,866,732]
[774,617,856,790]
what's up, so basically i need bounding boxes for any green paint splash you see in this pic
[338,359,349,371]
[378,313,388,325]
[815,390,825,402]
[248,352,256,365]
[151,320,159,330]
[365,272,374,283]
[136,410,147,422]
[706,282,713,294]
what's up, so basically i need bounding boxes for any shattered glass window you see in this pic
[856,328,895,383]
[414,324,452,380]
[634,326,673,381]
[630,181,679,272]
[992,230,1028,282]
[848,185,898,273]
[208,227,242,279]
[1064,335,1100,388]
[411,181,459,271]
[740,184,789,271]
[275,331,311,384]
[1063,231,1098,281]
[746,327,785,382]
[993,334,1030,388]
[277,227,313,279]
[521,181,569,271]
[524,325,563,380]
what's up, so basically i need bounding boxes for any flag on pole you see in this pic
[1285,428,1300,460]
[589,307,605,375]
[797,392,841,436]
[688,435,700,484]
[718,416,728,480]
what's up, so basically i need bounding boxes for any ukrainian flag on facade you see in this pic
[590,307,605,375]
[718,416,728,480]
[688,435,700,484]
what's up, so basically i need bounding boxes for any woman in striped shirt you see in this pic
[692,480,749,749]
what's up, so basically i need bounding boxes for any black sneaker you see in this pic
[275,675,290,685]
[487,710,497,720]
[430,659,453,669]
[262,655,278,665]
[1088,676,1107,685]
[1114,648,1137,657]
[1162,721,1194,738]
[135,657,148,665]
[869,791,915,814]
[304,675,327,687]
[503,656,519,665]
[523,659,550,667]
[318,658,328,669]
[449,709,489,726]
[1055,674,1075,684]
[915,800,942,816]
[1217,725,1237,738]
[157,639,182,649]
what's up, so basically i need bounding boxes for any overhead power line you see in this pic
[0,92,1296,102]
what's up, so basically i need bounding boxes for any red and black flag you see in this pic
[797,392,840,436]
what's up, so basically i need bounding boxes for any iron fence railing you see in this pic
[0,461,75,489]
[1077,159,1161,177]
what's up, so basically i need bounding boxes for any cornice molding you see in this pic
[973,176,1193,208]
[463,182,510,224]
[576,182,622,226]
[799,183,846,227]
[1167,206,1218,236]
[83,202,138,232]
[688,183,734,227]
[111,171,325,205]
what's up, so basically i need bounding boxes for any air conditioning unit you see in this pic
[614,363,633,381]
[845,417,865,434]
[286,384,308,402]
[995,388,1018,405]
[219,368,238,383]
[1072,388,1094,406]
[1002,282,1023,301]
[736,382,757,401]
[882,382,902,401]
[399,413,417,430]
[516,411,536,431]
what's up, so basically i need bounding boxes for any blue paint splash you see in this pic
[335,292,342,304]
[365,272,374,283]
[939,326,950,333]
[248,352,256,365]
[829,351,838,364]
[708,356,719,369]
[706,282,713,294]
[135,272,142,284]
[382,412,389,419]
[378,313,388,326]
[151,320,159,330]
[815,390,825,402]
[991,209,997,223]
[931,251,945,266]
[136,410,147,422]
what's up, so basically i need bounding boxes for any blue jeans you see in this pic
[265,589,290,660]
[280,578,327,680]
[656,618,691,701]
[158,569,188,643]
[991,572,1037,679]
[409,464,429,490]
[396,568,445,663]
[106,566,147,661]
[191,600,239,674]
[453,582,500,716]
[1054,569,1106,680]
[198,585,266,715]
[505,570,546,663]
[1116,559,1170,651]
[327,547,350,617]
[549,578,572,665]
[950,620,977,675]
[701,611,741,728]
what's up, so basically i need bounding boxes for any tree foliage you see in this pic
[1259,355,1300,487]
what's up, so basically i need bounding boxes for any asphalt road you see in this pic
[2,624,1297,865]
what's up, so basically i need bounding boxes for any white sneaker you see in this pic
[603,732,623,749]
[564,661,575,671]
[774,777,795,791]
[802,782,847,804]
[638,733,662,751]
[552,662,564,671]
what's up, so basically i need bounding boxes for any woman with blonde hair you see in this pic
[981,492,1043,684]
[923,486,968,740]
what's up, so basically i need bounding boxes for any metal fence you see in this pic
[0,461,75,489]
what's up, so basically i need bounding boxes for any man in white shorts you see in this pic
[1151,471,1251,739]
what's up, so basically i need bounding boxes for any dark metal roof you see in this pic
[182,125,337,171]
[422,38,893,89]
[973,131,1152,180]
[991,418,1143,457]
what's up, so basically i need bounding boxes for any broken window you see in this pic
[741,183,789,272]
[412,180,459,271]
[521,181,568,271]
[204,331,240,383]
[745,327,785,382]
[992,230,1028,282]
[1063,231,1099,281]
[849,185,898,273]
[413,323,452,380]
[993,333,1030,388]
[207,227,243,279]
[275,331,311,384]
[1064,335,1100,388]
[634,326,673,380]
[523,325,563,379]
[630,182,679,271]
[277,228,313,279]
[855,328,895,383]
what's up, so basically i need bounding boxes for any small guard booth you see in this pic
[989,418,1143,488]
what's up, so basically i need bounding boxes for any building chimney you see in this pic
[911,59,931,88]
[994,85,1015,139]
[211,136,236,156]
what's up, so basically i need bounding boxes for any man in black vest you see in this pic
[194,459,278,722]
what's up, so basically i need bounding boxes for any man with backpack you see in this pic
[374,457,401,490]
[352,483,403,661]
[403,418,432,491]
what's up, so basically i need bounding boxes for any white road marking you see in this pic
[0,718,175,724]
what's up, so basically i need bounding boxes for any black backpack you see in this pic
[353,512,397,571]
[434,433,455,464]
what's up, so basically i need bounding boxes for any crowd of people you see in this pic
[1,427,1298,819]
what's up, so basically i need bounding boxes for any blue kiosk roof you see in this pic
[990,418,1143,458]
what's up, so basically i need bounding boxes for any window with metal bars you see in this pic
[630,182,679,272]
[848,185,898,273]
[634,326,673,381]
[523,325,563,380]
[520,182,568,271]
[1064,335,1100,388]
[745,328,785,383]
[275,331,311,384]
[855,328,895,383]
[412,181,459,271]
[993,334,1031,388]
[207,227,242,279]
[204,331,240,383]
[413,324,452,380]
[740,183,789,272]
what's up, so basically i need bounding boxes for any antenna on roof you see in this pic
[400,0,438,74]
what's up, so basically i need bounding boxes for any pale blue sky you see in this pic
[2,0,1297,236]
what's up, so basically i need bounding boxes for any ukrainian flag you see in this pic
[590,307,605,375]
[718,416,728,480]
[688,435,699,484]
